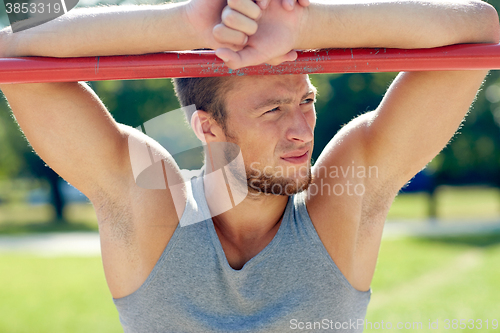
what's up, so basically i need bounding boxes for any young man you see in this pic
[0,0,498,331]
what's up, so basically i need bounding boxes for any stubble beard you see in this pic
[246,164,313,196]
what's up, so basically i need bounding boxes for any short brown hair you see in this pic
[172,77,232,133]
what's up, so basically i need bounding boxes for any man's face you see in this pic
[221,74,317,196]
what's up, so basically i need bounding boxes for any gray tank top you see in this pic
[113,173,371,332]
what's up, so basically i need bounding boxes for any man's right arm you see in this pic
[0,0,304,298]
[1,0,306,58]
[0,0,239,298]
[0,0,229,198]
[1,1,225,57]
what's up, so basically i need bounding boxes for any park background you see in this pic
[1,0,500,332]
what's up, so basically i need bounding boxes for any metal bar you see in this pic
[1,43,500,84]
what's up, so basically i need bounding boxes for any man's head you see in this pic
[173,74,317,196]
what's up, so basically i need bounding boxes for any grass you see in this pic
[0,182,499,331]
[0,234,499,332]
[436,186,500,220]
[387,186,500,220]
[366,234,500,332]
[0,255,122,333]
[0,203,98,234]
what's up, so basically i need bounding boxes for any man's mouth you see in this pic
[280,149,309,164]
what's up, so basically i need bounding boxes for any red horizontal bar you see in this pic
[0,43,499,84]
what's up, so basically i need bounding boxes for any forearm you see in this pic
[0,3,203,58]
[297,0,500,50]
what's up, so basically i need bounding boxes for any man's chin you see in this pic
[246,174,313,196]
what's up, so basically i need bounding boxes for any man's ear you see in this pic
[191,110,224,143]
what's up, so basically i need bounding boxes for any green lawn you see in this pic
[0,255,122,333]
[1,234,499,332]
[366,234,500,332]
[0,203,99,234]
[0,184,499,332]
[387,186,500,220]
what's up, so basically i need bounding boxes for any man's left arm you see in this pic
[303,0,500,291]
[215,0,499,291]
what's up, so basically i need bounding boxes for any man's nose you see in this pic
[286,108,314,143]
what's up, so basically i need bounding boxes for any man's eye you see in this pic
[264,107,280,114]
[301,98,315,105]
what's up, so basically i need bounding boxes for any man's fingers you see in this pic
[219,44,245,52]
[215,48,240,69]
[282,0,294,11]
[256,0,309,12]
[216,47,265,70]
[216,48,246,69]
[213,23,248,47]
[221,6,259,36]
[266,50,298,66]
[227,0,262,20]
[255,0,269,10]
[217,48,298,70]
[280,0,309,10]
[298,0,310,7]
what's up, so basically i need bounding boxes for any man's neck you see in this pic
[212,192,288,243]
[202,170,289,269]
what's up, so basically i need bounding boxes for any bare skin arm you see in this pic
[0,81,188,299]
[216,0,499,68]
[304,1,499,291]
[309,69,495,291]
[0,0,265,57]
[216,0,500,291]
[0,0,309,57]
[0,0,272,299]
[0,0,312,298]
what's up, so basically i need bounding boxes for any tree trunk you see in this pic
[46,172,65,223]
